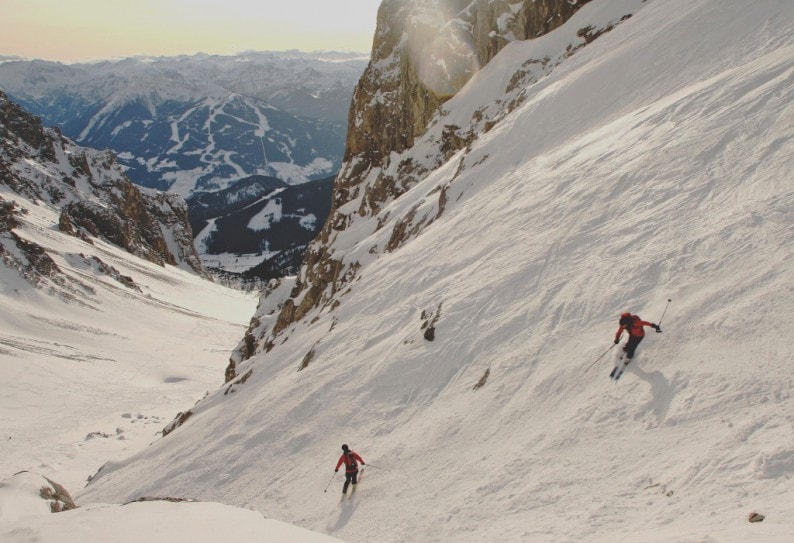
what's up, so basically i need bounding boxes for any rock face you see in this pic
[0,90,206,278]
[39,476,78,513]
[345,0,589,175]
[229,0,607,369]
[0,200,65,289]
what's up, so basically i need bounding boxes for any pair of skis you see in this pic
[340,468,365,500]
[584,345,634,381]
[609,354,631,381]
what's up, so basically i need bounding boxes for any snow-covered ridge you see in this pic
[0,472,345,543]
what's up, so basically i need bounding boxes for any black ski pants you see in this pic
[624,335,644,359]
[342,470,358,493]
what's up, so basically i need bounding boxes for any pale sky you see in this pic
[0,0,381,63]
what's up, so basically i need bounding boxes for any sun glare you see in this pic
[414,21,480,98]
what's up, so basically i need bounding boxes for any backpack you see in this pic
[345,452,358,469]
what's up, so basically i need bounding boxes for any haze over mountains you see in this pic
[2,1,793,542]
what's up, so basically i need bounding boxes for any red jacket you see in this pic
[335,451,364,473]
[615,314,654,341]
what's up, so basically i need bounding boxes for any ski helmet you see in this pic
[341,444,349,451]
[619,313,633,327]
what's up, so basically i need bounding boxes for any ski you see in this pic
[610,354,630,381]
[614,360,632,381]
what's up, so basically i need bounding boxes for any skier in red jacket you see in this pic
[614,312,661,360]
[335,444,365,494]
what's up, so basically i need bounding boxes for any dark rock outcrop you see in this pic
[340,0,591,214]
[40,476,78,513]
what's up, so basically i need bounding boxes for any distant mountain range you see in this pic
[0,51,367,196]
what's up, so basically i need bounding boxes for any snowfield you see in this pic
[2,0,793,542]
[0,188,259,492]
[1,473,344,543]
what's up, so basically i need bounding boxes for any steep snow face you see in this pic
[78,1,792,543]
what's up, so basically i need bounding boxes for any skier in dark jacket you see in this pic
[335,444,365,494]
[614,312,661,359]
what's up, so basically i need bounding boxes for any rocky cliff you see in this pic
[345,0,590,174]
[229,0,640,374]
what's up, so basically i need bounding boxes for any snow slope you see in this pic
[0,501,344,543]
[8,1,794,542]
[0,189,338,542]
[0,186,258,492]
[0,472,344,543]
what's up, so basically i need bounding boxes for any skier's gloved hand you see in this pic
[335,469,338,473]
[652,323,661,332]
[614,338,620,344]
[361,462,365,465]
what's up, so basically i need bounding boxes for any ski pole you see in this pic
[363,463,390,472]
[323,472,336,493]
[584,343,616,373]
[656,298,672,332]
